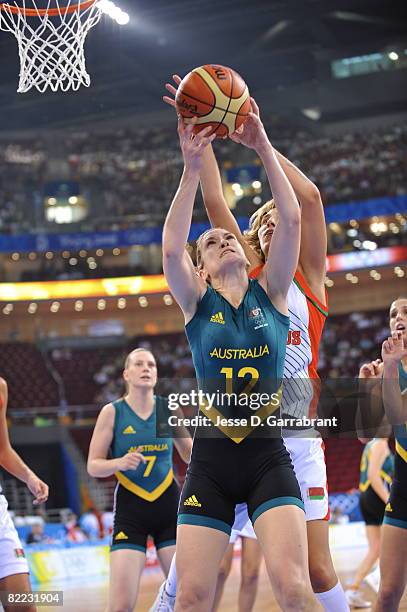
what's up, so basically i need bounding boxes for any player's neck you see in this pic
[212,266,249,308]
[125,388,155,416]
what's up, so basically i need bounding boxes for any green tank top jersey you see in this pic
[111,396,174,501]
[359,440,394,493]
[394,363,407,483]
[185,279,290,443]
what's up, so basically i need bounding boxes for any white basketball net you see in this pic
[0,0,102,93]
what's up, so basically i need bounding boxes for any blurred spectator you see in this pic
[79,507,105,540]
[64,512,88,543]
[26,521,52,544]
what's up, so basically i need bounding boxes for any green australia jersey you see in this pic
[185,279,289,443]
[111,396,173,501]
[359,440,394,493]
[394,363,407,486]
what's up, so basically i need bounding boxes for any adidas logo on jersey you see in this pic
[385,503,393,513]
[115,531,128,540]
[210,312,225,325]
[183,495,202,507]
[123,425,136,434]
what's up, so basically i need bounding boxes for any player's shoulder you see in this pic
[98,402,116,424]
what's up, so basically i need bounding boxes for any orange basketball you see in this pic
[175,64,251,138]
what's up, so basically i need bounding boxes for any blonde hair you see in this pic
[195,229,214,270]
[124,348,155,369]
[243,199,276,263]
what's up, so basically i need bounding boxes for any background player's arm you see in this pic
[230,100,300,312]
[0,378,48,504]
[367,440,391,504]
[87,403,146,477]
[171,407,193,463]
[162,120,214,322]
[381,332,407,425]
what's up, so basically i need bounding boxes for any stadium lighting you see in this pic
[388,51,399,61]
[139,296,148,308]
[252,181,262,189]
[117,298,127,309]
[11,252,20,261]
[28,303,38,314]
[163,294,173,306]
[253,196,262,205]
[97,0,130,25]
[97,299,106,310]
[362,240,377,251]
[75,300,84,312]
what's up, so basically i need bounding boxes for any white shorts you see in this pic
[0,495,29,580]
[231,438,329,540]
[285,437,329,522]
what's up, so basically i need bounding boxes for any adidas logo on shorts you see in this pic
[385,503,393,512]
[210,312,225,325]
[183,495,202,507]
[115,531,129,540]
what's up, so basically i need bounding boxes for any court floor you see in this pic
[43,548,407,611]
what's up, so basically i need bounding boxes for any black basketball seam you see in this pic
[178,88,249,120]
[188,70,217,108]
[203,66,230,137]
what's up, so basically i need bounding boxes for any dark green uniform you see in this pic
[179,280,303,535]
[384,363,407,530]
[110,396,178,552]
[359,440,394,525]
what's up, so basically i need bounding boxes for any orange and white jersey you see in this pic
[250,266,328,419]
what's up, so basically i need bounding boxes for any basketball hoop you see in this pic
[0,0,102,93]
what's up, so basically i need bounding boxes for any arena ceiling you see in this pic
[0,0,406,132]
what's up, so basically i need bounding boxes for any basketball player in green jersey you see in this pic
[163,107,320,611]
[358,297,407,611]
[345,438,393,608]
[87,348,192,612]
[377,300,407,611]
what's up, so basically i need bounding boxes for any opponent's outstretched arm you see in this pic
[230,99,300,312]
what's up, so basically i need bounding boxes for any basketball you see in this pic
[175,64,251,138]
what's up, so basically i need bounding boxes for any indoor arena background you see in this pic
[0,0,406,609]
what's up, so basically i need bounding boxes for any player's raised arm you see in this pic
[230,99,300,312]
[162,119,215,322]
[381,331,407,425]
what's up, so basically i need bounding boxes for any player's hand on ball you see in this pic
[230,98,268,151]
[26,472,49,505]
[163,74,182,108]
[117,447,147,471]
[381,331,407,364]
[178,117,216,172]
[359,359,383,379]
